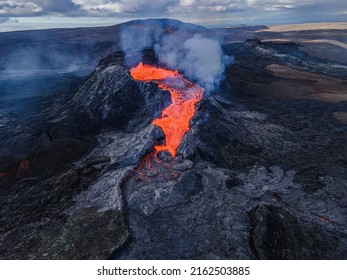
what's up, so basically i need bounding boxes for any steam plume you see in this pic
[155,33,231,92]
[120,20,232,92]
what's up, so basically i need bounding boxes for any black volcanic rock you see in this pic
[0,96,165,259]
[250,204,347,259]
[67,64,144,129]
[223,39,347,81]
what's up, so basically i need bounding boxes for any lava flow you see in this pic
[131,62,204,157]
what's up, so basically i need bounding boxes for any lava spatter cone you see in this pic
[130,62,204,157]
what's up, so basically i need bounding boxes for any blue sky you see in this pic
[0,0,346,31]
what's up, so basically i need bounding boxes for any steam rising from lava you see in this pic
[120,21,232,93]
[154,33,231,92]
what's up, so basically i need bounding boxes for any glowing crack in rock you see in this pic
[131,62,204,157]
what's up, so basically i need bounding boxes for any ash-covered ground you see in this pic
[0,19,347,259]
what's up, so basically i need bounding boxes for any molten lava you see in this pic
[131,63,204,157]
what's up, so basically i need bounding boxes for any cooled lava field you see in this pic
[0,19,347,259]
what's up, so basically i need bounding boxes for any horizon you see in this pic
[0,0,346,32]
[0,16,347,33]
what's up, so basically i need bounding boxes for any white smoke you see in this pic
[120,20,232,93]
[155,33,232,92]
[120,25,157,53]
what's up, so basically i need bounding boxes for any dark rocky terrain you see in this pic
[0,19,346,259]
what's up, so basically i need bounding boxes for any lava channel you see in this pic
[131,62,204,157]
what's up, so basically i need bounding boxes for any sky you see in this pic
[0,0,346,31]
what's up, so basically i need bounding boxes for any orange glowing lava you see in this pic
[131,62,204,157]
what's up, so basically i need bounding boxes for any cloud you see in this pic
[246,0,347,12]
[168,0,248,14]
[74,0,176,15]
[0,0,345,25]
[0,0,79,16]
[37,0,80,13]
[0,1,42,16]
